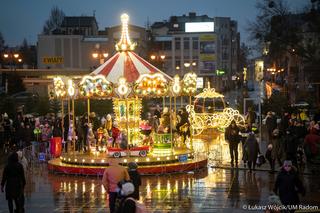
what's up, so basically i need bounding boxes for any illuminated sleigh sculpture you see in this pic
[186,83,245,136]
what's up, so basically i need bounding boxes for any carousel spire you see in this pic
[115,13,137,52]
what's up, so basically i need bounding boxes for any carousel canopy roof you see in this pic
[90,14,172,83]
[90,51,172,83]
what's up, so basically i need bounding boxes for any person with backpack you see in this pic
[127,162,141,200]
[102,158,130,213]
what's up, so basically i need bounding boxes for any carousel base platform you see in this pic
[48,148,208,175]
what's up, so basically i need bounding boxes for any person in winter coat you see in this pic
[265,111,277,142]
[273,160,305,208]
[244,132,260,172]
[1,152,26,213]
[102,158,130,213]
[225,120,240,167]
[284,129,298,166]
[127,162,141,200]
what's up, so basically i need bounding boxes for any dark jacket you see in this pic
[225,123,240,144]
[128,170,141,200]
[274,167,305,205]
[244,134,260,162]
[1,153,26,200]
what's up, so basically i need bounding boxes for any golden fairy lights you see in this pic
[79,75,113,97]
[187,105,245,136]
[182,72,197,94]
[195,82,224,99]
[115,13,137,52]
[53,77,67,98]
[134,73,168,97]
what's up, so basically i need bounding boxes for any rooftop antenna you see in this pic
[93,10,96,17]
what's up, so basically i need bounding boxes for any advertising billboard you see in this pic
[185,22,214,33]
[199,34,216,74]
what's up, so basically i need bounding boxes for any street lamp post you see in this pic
[92,44,108,65]
[150,54,166,70]
[3,52,22,71]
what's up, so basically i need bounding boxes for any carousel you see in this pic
[48,14,207,175]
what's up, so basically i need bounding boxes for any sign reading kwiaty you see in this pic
[43,56,64,64]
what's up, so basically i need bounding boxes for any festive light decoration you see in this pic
[182,72,197,94]
[115,14,137,52]
[186,105,245,136]
[195,82,224,99]
[53,77,67,98]
[134,73,168,97]
[171,75,181,96]
[116,77,130,97]
[79,75,112,97]
[67,79,75,97]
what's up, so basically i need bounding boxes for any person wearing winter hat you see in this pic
[127,162,141,200]
[273,160,305,207]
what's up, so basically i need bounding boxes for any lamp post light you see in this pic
[3,52,22,71]
[92,51,108,65]
[150,54,166,69]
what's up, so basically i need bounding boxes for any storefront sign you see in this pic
[43,56,64,64]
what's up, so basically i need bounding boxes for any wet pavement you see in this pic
[1,130,320,212]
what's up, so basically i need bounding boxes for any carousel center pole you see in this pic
[72,98,75,153]
[125,98,130,155]
[189,94,193,151]
[169,96,173,154]
[61,99,64,144]
[67,97,71,153]
[87,98,91,154]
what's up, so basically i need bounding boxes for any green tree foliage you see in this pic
[262,92,289,115]
[0,32,6,66]
[42,6,65,35]
[7,73,26,95]
[19,38,37,68]
[35,97,50,116]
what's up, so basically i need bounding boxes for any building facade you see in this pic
[150,12,240,90]
[37,16,147,70]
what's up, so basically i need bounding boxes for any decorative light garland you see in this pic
[53,77,67,98]
[186,105,245,136]
[115,14,137,52]
[134,73,168,97]
[79,75,112,97]
[182,72,197,95]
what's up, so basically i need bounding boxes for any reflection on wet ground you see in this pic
[1,129,320,212]
[1,165,319,213]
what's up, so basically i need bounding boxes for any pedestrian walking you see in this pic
[127,162,141,200]
[244,132,260,172]
[273,160,305,210]
[102,158,130,213]
[225,120,240,167]
[1,152,26,213]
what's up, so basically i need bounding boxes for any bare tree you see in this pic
[42,6,65,35]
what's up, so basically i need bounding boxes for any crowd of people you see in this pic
[224,107,320,210]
